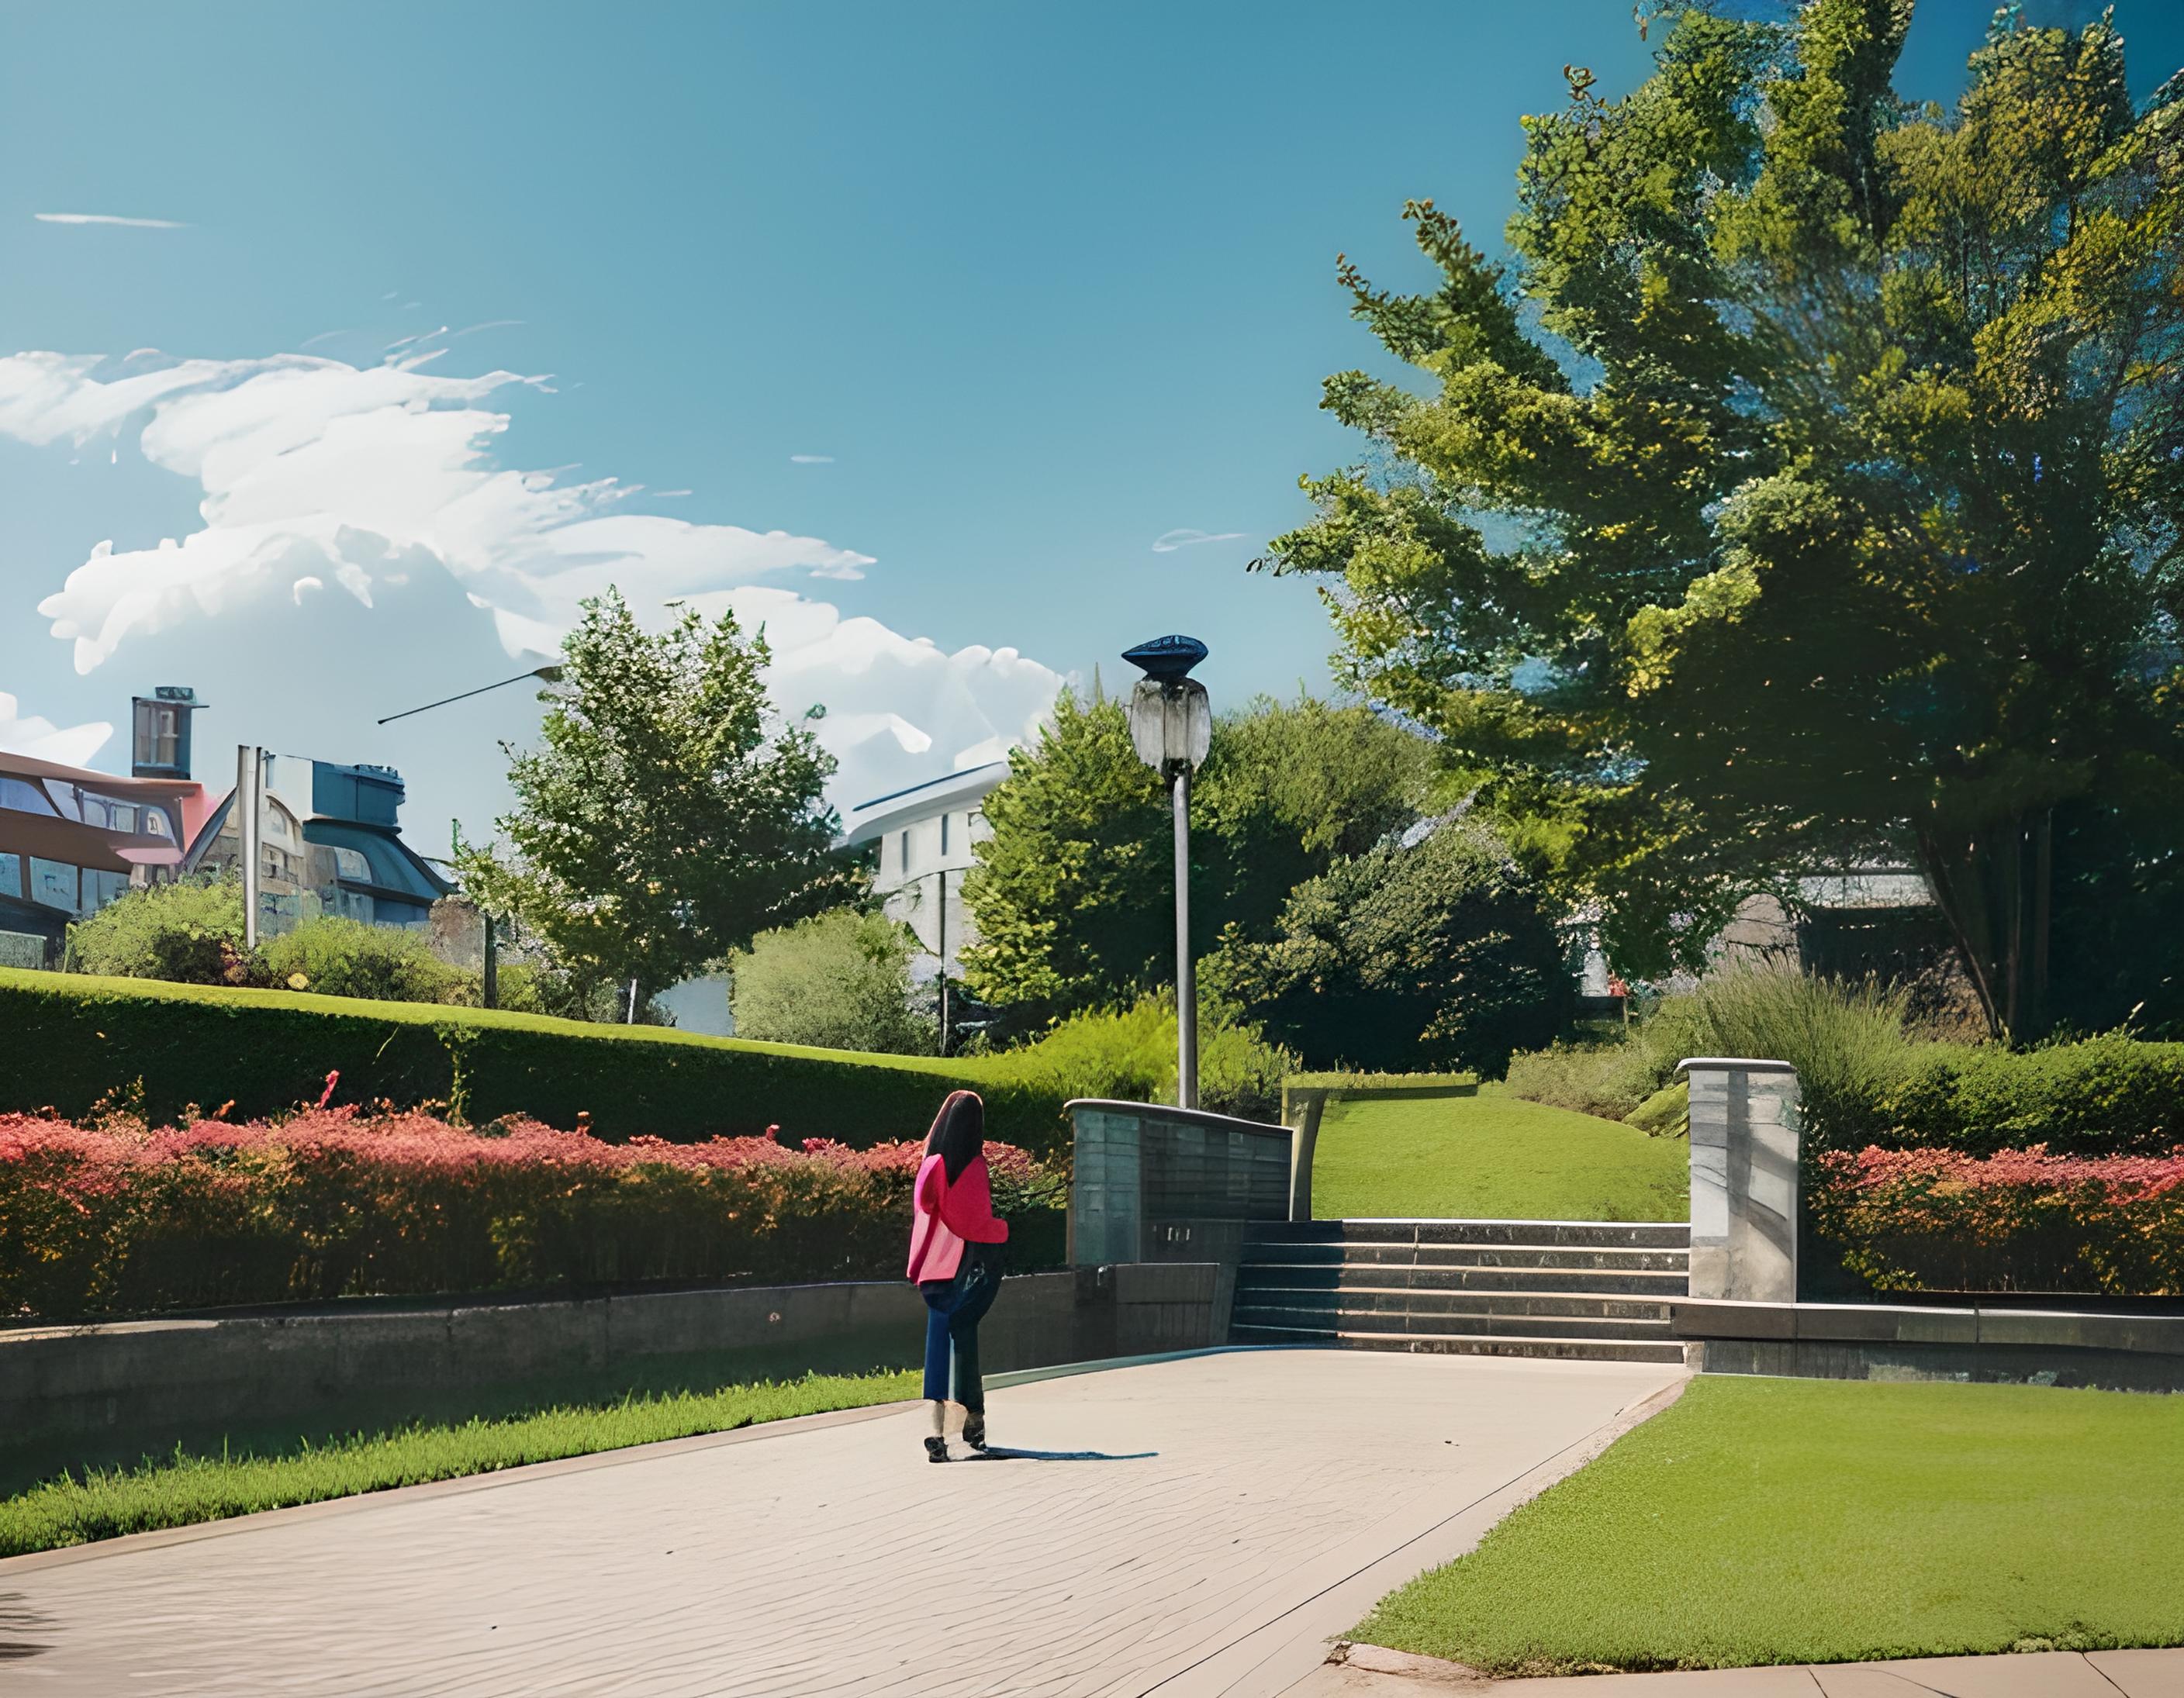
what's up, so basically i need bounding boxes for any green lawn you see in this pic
[0,1369,916,1558]
[1360,1375,2184,1676]
[1309,1085,1688,1221]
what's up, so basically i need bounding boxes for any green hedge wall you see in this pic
[1866,1034,2184,1158]
[0,971,1072,1155]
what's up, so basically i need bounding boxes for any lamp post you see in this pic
[377,664,564,1006]
[1122,634,1211,1110]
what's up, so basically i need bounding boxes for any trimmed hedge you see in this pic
[0,970,1071,1155]
[0,1106,1069,1320]
[1867,1035,2184,1158]
[1812,1143,2184,1295]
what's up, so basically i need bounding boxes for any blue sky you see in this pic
[5,0,2180,853]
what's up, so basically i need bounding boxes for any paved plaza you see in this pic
[9,1346,2179,1698]
[2,1348,1680,1697]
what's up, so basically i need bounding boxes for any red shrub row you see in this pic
[1811,1144,2184,1296]
[0,1107,1062,1320]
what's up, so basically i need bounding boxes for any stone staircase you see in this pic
[1230,1219,1689,1363]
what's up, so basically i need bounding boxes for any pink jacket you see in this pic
[905,1152,1009,1283]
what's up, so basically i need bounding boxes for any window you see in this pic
[0,853,19,896]
[143,808,174,840]
[899,830,911,876]
[134,699,181,772]
[940,813,950,857]
[81,869,130,913]
[29,858,77,912]
[332,846,371,882]
[0,778,56,816]
[82,796,139,833]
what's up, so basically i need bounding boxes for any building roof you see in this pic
[838,761,1010,846]
[303,820,454,903]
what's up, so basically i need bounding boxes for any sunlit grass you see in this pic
[1360,1375,2184,1674]
[1311,1085,1688,1221]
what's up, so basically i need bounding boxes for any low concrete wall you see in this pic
[1067,1099,1293,1327]
[0,1264,1218,1483]
[1674,1297,2184,1393]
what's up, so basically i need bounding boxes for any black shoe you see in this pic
[924,1436,950,1464]
[962,1416,988,1453]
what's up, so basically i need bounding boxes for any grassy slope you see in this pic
[0,1369,916,1558]
[1310,1085,1688,1221]
[1360,1375,2184,1675]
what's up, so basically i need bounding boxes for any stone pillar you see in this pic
[1679,1058,1799,1303]
[1279,1085,1329,1223]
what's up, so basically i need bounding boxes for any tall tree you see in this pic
[1261,0,2184,1037]
[458,590,844,1006]
[959,692,1429,1033]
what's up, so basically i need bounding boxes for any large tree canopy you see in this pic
[458,589,844,1004]
[959,691,1429,1034]
[1262,0,2184,1037]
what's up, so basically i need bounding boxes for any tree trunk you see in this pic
[1915,810,2053,1041]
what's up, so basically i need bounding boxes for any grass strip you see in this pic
[1311,1085,1688,1222]
[0,1368,917,1558]
[1359,1375,2184,1675]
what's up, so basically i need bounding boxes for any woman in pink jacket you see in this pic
[906,1089,1010,1462]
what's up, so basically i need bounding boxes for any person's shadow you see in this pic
[966,1446,1156,1462]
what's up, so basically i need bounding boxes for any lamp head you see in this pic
[1121,634,1208,682]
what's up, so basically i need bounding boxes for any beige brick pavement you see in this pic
[0,1348,1682,1698]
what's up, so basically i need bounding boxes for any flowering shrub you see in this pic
[0,1108,1064,1320]
[1811,1144,2184,1295]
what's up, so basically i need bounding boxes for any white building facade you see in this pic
[838,761,1009,978]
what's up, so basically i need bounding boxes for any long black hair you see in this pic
[924,1089,985,1183]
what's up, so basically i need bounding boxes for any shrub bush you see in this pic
[1874,1034,2184,1158]
[0,969,1073,1154]
[728,909,935,1054]
[0,1106,1068,1320]
[985,995,1296,1123]
[259,918,464,1004]
[64,876,252,985]
[1811,1143,2184,1296]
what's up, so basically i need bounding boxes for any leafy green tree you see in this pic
[728,909,936,1054]
[1260,1,2184,1038]
[959,691,1429,1032]
[458,589,845,1005]
[1211,818,1572,1076]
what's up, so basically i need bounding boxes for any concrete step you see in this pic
[1251,1219,1690,1251]
[1229,1321,1688,1365]
[1240,1262,1688,1298]
[1242,1242,1690,1274]
[1229,1286,1673,1324]
[1232,1301,1676,1343]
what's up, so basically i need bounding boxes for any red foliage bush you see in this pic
[0,1108,1061,1320]
[1811,1144,2184,1296]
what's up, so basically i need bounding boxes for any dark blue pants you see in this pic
[920,1251,999,1412]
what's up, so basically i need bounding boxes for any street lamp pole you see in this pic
[1123,634,1211,1111]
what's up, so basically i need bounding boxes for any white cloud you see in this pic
[789,454,835,464]
[34,212,188,230]
[1152,527,1247,553]
[0,692,111,766]
[0,347,1060,811]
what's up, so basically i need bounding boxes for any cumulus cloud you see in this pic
[34,212,188,230]
[1151,527,1247,553]
[0,347,1060,810]
[0,693,110,767]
